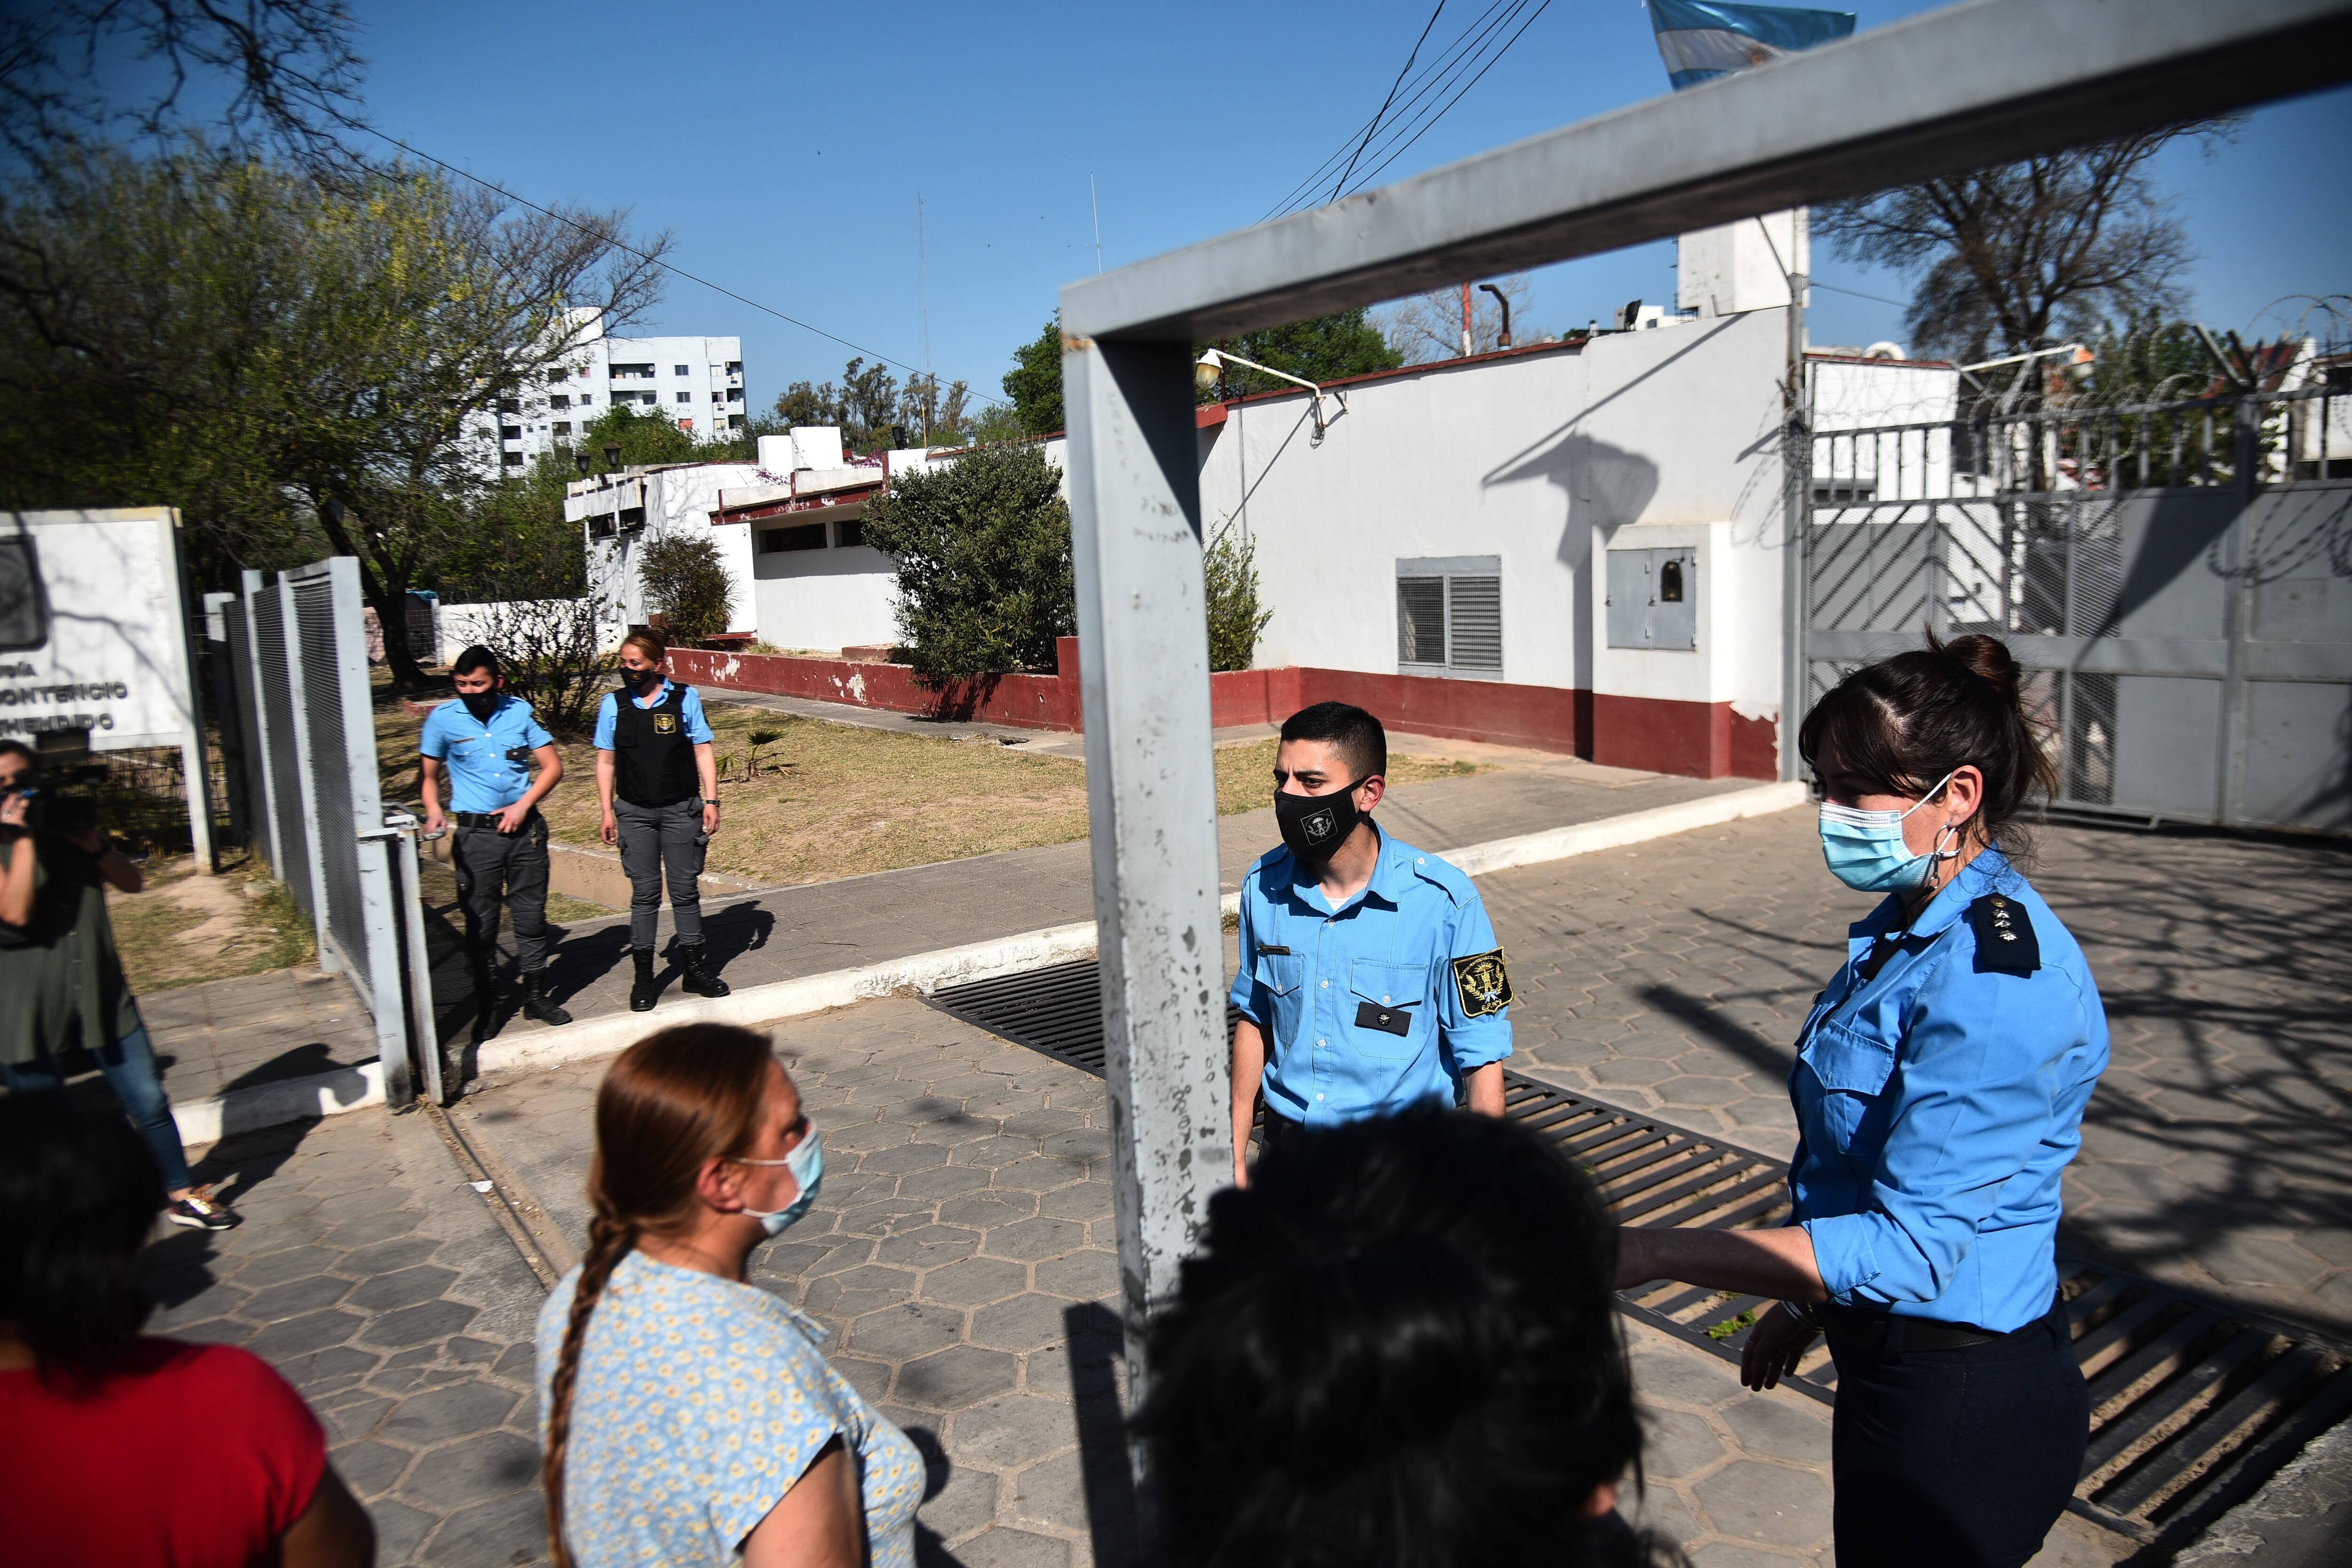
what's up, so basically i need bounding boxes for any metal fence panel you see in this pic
[252,578,320,928]
[290,562,372,989]
[1802,392,2352,834]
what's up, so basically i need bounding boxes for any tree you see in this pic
[0,147,671,686]
[0,0,364,175]
[860,442,1074,682]
[1815,127,2227,384]
[1203,309,1403,400]
[771,359,974,453]
[1002,316,1065,436]
[636,533,734,646]
[1378,276,1534,365]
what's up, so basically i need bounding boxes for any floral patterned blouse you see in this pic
[537,1250,923,1566]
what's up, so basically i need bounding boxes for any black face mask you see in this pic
[461,690,501,722]
[623,666,663,693]
[1275,780,1368,864]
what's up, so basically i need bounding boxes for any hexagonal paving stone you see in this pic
[345,1265,462,1313]
[848,1302,966,1361]
[983,1218,1088,1263]
[990,1157,1089,1194]
[1033,1250,1116,1303]
[1717,1395,1831,1468]
[1691,1459,1833,1549]
[803,1264,918,1319]
[356,1299,480,1351]
[922,1257,1030,1308]
[952,1393,1079,1470]
[320,1210,426,1250]
[1638,1407,1726,1480]
[378,1379,524,1448]
[916,1461,999,1542]
[419,1484,549,1566]
[894,1166,993,1202]
[400,1429,542,1512]
[939,1193,1041,1231]
[874,1225,981,1270]
[972,1293,1077,1353]
[860,1142,952,1176]
[227,1242,346,1288]
[894,1344,1021,1410]
[951,1526,1072,1568]
[246,1307,370,1360]
[333,1438,412,1498]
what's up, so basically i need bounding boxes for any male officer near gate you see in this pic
[1229,701,1512,1186]
[420,646,572,1082]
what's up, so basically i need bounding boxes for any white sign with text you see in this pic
[1,508,197,750]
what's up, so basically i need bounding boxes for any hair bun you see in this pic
[1931,632,2021,705]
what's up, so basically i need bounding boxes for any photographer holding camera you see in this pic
[0,739,237,1232]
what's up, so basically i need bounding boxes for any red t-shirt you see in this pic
[0,1338,327,1568]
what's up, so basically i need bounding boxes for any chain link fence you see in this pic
[215,557,440,1106]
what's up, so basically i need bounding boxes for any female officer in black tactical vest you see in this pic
[593,630,731,1011]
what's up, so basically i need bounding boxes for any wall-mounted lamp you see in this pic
[1478,282,1512,348]
[574,451,591,478]
[1194,349,1344,436]
[603,442,623,472]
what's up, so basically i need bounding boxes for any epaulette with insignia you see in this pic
[1966,892,2040,976]
[1451,947,1514,1017]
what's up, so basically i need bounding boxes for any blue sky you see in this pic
[343,0,2351,415]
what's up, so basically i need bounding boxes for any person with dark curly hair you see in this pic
[1617,634,2110,1568]
[1135,1106,1672,1568]
[0,1092,374,1567]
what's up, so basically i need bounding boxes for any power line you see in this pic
[1807,279,1913,310]
[1332,2,1448,204]
[355,124,1009,410]
[1333,0,1553,200]
[1257,0,1519,224]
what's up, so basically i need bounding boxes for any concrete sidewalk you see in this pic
[154,731,1752,1122]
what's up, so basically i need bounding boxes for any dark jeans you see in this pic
[452,810,551,983]
[1827,1297,2087,1568]
[613,796,707,951]
[2,1022,193,1191]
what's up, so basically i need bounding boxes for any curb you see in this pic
[176,779,1807,1141]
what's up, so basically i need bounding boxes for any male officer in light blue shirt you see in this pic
[1228,701,1512,1187]
[420,646,571,1068]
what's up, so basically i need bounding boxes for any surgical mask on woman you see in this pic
[734,1123,825,1238]
[1817,770,1963,892]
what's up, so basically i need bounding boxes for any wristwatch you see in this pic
[1782,1299,1822,1330]
[702,798,721,806]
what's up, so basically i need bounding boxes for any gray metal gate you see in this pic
[1802,387,2352,834]
[225,557,441,1107]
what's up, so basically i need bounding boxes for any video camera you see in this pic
[4,726,108,838]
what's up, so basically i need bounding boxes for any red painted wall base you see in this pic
[669,637,1776,781]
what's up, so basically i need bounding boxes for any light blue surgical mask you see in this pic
[1817,771,1963,892]
[735,1122,825,1238]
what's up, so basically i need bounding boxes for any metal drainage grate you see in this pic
[929,959,2352,1550]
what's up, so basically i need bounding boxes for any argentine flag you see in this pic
[1650,0,1856,90]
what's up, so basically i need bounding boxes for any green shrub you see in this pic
[637,532,734,646]
[862,442,1074,682]
[1204,518,1272,671]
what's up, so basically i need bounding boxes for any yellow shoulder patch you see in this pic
[1451,947,1513,1018]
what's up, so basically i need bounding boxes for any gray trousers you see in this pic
[452,811,551,981]
[613,795,707,951]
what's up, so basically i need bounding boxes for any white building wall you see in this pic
[572,462,763,637]
[1195,311,1789,698]
[1678,210,1809,318]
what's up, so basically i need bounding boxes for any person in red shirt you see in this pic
[0,1092,375,1568]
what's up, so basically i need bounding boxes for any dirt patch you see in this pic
[109,856,316,993]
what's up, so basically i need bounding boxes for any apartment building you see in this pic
[469,308,747,474]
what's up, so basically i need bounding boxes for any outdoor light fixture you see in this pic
[574,451,591,478]
[602,441,623,471]
[1193,349,1344,436]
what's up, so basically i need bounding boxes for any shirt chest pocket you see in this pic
[1347,961,1426,1059]
[1799,1017,1898,1147]
[1261,953,1306,1042]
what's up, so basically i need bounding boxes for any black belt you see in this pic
[1819,1304,2027,1353]
[453,807,537,828]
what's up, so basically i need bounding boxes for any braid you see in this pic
[543,1215,636,1568]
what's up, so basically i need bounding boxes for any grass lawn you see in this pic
[108,854,317,993]
[373,697,1486,890]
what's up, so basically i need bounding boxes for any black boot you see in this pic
[519,972,572,1026]
[468,979,498,1045]
[629,947,658,1012]
[678,943,731,998]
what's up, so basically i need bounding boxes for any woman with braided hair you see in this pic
[1616,633,2110,1568]
[536,1024,922,1567]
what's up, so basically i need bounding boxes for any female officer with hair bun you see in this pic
[1616,632,2110,1568]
